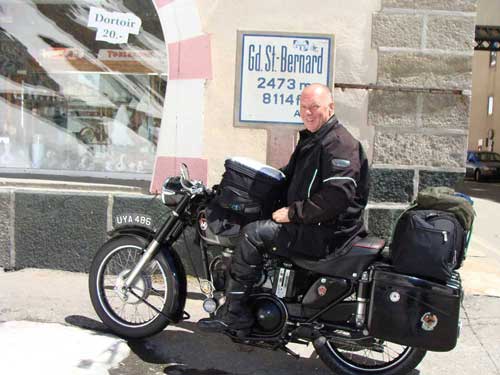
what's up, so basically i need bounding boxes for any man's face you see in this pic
[299,86,334,133]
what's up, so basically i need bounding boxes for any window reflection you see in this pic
[0,0,167,176]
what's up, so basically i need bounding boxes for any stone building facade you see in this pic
[367,0,476,238]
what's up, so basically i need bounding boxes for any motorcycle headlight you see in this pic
[161,177,184,206]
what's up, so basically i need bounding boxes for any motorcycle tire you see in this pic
[314,336,426,375]
[89,235,177,339]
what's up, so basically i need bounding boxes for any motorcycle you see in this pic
[89,163,463,375]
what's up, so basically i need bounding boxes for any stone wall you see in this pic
[366,0,477,239]
[0,189,207,273]
[0,192,13,269]
[0,186,451,272]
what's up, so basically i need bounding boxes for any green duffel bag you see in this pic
[416,187,475,231]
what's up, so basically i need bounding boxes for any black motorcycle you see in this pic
[89,162,463,375]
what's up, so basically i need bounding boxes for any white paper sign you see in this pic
[87,7,141,45]
[238,33,333,125]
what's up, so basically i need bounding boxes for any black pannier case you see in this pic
[390,210,466,283]
[368,269,462,352]
[206,157,285,238]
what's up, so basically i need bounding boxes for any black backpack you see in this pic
[390,210,466,283]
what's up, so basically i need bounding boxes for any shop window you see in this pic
[490,51,497,67]
[0,1,167,177]
[488,96,494,116]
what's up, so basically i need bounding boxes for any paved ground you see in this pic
[456,179,500,204]
[1,182,500,375]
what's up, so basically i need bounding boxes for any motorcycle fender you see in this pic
[107,225,155,240]
[161,243,188,323]
[107,226,188,324]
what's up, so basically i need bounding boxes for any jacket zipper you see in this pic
[426,216,458,265]
[442,231,448,243]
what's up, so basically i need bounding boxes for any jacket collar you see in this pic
[299,114,339,141]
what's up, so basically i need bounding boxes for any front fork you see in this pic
[124,239,161,288]
[124,194,191,289]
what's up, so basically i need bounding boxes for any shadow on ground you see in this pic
[65,316,421,374]
[123,321,420,375]
[65,315,112,334]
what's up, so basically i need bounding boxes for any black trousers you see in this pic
[230,220,338,284]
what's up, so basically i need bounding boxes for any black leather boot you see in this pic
[197,277,255,333]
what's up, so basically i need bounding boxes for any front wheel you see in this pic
[89,235,176,339]
[314,336,426,375]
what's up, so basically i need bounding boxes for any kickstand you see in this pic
[278,345,300,360]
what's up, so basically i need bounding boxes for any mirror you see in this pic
[180,163,190,181]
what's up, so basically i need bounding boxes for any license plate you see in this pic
[114,213,153,229]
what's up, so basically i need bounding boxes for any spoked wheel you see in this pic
[314,336,426,375]
[89,235,176,339]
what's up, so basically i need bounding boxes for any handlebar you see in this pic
[179,176,208,196]
[178,163,212,197]
[162,164,212,202]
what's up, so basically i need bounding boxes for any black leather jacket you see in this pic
[282,115,369,236]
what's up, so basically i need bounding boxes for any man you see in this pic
[199,83,369,333]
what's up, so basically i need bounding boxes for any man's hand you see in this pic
[272,207,290,223]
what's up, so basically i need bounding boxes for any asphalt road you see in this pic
[456,178,500,203]
[1,269,499,375]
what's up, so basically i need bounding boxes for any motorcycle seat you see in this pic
[351,237,386,251]
[291,236,386,279]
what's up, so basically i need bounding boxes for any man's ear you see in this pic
[329,102,335,115]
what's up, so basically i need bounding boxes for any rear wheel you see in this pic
[89,235,176,339]
[314,336,426,375]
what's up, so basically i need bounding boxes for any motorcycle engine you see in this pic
[208,257,300,336]
[246,263,299,336]
[248,294,287,336]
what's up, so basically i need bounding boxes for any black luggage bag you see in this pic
[368,268,462,352]
[206,157,285,238]
[390,210,466,283]
[218,157,285,217]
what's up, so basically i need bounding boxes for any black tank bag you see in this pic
[207,157,285,236]
[390,210,466,283]
[218,158,285,217]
